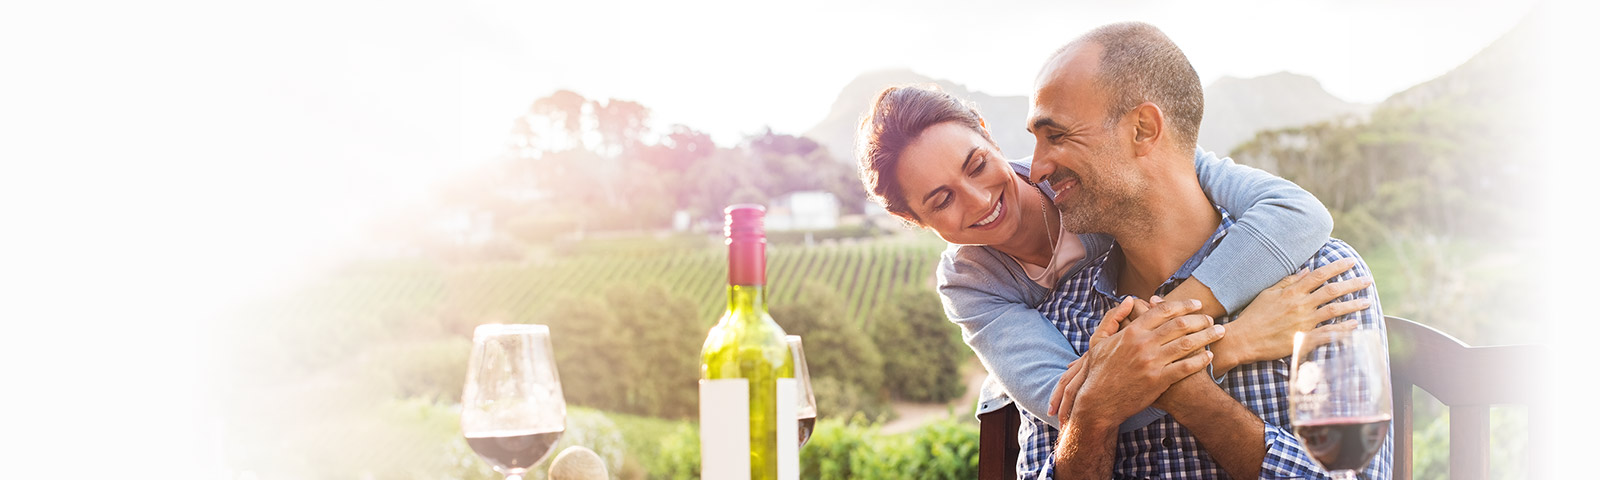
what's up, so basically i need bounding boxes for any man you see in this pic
[1022,22,1392,479]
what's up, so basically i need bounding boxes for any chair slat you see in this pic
[1449,405,1490,480]
[1393,375,1416,480]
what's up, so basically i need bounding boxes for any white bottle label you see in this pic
[700,379,750,480]
[776,378,798,480]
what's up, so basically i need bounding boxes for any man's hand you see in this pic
[1152,360,1218,413]
[1054,298,1225,429]
[1047,298,1134,425]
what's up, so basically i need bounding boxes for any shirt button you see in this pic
[1161,436,1174,448]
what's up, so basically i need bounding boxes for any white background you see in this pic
[1,0,1594,477]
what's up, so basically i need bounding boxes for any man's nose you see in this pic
[1030,153,1055,184]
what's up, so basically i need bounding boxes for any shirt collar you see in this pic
[1093,205,1235,300]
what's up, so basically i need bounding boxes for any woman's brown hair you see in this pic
[855,84,994,223]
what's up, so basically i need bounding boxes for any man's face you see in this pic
[1027,43,1145,235]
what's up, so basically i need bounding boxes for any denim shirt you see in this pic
[936,147,1334,430]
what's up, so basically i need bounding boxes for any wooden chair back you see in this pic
[975,315,1545,480]
[1386,315,1544,480]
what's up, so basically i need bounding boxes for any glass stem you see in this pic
[1331,470,1359,480]
[505,475,523,480]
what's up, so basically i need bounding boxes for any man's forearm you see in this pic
[1161,376,1266,479]
[1054,416,1118,480]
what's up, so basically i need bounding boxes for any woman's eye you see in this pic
[932,194,953,211]
[969,159,987,177]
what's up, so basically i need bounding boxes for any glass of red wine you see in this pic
[462,324,567,480]
[1289,327,1392,479]
[787,335,818,448]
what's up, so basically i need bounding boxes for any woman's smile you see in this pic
[969,191,1006,230]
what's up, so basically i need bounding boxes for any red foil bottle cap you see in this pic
[724,204,766,286]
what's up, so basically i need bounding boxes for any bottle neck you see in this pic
[726,284,767,315]
[724,207,766,317]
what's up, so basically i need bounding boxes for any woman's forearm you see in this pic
[1161,278,1249,373]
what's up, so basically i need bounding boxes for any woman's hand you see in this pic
[1048,296,1179,427]
[1211,258,1371,375]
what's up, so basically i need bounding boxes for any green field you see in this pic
[228,231,1528,480]
[432,234,948,327]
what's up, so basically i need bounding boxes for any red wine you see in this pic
[798,416,816,447]
[465,430,564,472]
[1293,417,1390,471]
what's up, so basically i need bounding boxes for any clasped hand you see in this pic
[1046,296,1221,429]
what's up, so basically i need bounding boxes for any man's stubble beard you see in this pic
[1051,144,1150,238]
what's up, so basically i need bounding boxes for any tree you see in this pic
[869,288,968,402]
[771,280,889,419]
[591,98,651,158]
[746,129,868,214]
[539,285,704,419]
[530,89,588,152]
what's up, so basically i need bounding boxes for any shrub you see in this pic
[869,288,968,402]
[772,281,889,421]
[801,416,979,480]
[810,376,893,425]
[365,337,471,402]
[540,285,705,419]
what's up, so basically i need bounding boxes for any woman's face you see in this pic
[895,121,1026,246]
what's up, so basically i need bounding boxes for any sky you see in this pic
[4,0,1599,478]
[479,0,1540,149]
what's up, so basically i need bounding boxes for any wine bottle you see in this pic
[700,204,798,480]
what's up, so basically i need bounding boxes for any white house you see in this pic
[765,191,840,231]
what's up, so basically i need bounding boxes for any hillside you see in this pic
[803,69,1034,164]
[807,69,1369,164]
[1379,10,1539,117]
[1198,72,1370,155]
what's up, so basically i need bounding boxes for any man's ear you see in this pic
[1130,102,1164,157]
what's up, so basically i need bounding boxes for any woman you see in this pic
[855,85,1366,430]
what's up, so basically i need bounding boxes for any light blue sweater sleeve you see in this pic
[1190,147,1334,312]
[940,147,1333,424]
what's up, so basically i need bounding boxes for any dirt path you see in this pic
[879,359,990,435]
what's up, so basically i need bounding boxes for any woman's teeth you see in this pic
[974,198,1002,226]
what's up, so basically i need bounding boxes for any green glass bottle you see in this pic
[699,204,797,480]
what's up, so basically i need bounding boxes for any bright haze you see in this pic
[5,0,1590,478]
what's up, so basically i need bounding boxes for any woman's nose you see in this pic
[957,181,991,207]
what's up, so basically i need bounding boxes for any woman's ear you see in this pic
[889,208,921,227]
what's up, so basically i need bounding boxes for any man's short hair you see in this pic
[1055,22,1204,150]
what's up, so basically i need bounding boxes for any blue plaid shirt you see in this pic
[1019,207,1392,480]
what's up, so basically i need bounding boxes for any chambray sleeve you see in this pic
[938,246,1080,422]
[1191,147,1334,313]
[1261,241,1393,480]
[1261,423,1394,480]
[1260,422,1326,479]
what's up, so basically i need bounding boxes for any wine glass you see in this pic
[1289,328,1392,479]
[462,324,567,480]
[788,335,818,448]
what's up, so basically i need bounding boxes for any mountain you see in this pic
[1198,72,1370,156]
[806,69,1369,165]
[803,69,1033,165]
[1378,10,1538,116]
